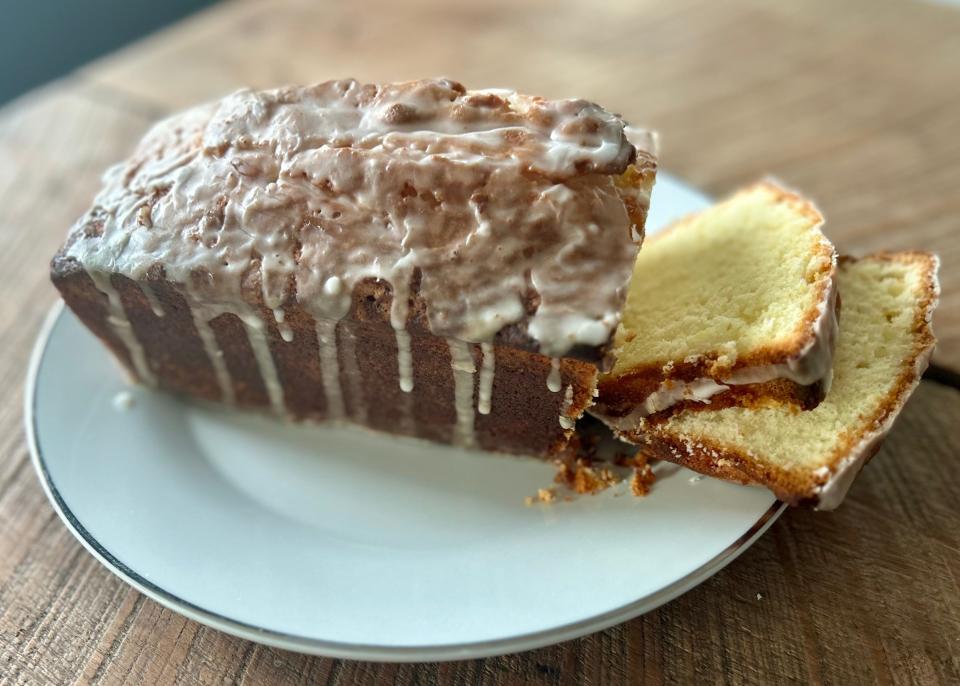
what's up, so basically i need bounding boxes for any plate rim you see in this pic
[26,303,785,663]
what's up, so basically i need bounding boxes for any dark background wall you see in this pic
[0,0,217,105]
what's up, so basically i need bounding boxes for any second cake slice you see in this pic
[616,253,939,507]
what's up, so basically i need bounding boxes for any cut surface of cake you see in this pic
[595,181,838,424]
[50,78,658,457]
[616,253,939,508]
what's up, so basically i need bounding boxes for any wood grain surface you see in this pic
[1,0,958,684]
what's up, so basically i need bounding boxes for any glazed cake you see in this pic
[595,182,837,424]
[50,78,658,456]
[617,253,939,508]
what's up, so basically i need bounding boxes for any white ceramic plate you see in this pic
[26,172,783,662]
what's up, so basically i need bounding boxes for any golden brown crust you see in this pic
[809,251,939,502]
[622,251,939,507]
[633,432,791,499]
[632,418,878,506]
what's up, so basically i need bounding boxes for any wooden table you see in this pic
[1,0,958,683]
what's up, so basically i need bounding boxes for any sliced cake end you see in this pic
[596,180,838,423]
[616,252,939,508]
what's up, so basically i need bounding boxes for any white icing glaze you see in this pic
[63,79,655,369]
[112,390,136,411]
[478,342,495,415]
[273,307,294,342]
[315,318,345,419]
[139,282,165,317]
[388,263,415,392]
[241,310,285,414]
[647,378,729,415]
[186,292,236,404]
[338,325,367,423]
[87,270,156,386]
[395,329,414,393]
[323,276,342,296]
[547,358,562,392]
[447,338,477,447]
[591,378,730,428]
[559,384,576,430]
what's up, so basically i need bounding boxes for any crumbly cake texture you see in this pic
[595,181,838,423]
[619,253,939,508]
[50,78,657,457]
[524,450,656,505]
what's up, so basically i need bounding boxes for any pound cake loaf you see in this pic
[617,253,939,508]
[50,78,658,457]
[595,181,837,424]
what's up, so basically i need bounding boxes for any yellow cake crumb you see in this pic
[530,449,658,504]
[525,487,558,506]
[538,488,556,503]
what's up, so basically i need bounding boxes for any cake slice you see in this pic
[617,253,939,508]
[595,181,838,424]
[50,79,657,457]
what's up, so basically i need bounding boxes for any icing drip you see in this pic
[478,342,495,415]
[139,282,165,317]
[447,339,477,447]
[112,390,135,411]
[559,384,576,430]
[87,270,156,386]
[547,358,562,392]
[395,330,414,393]
[241,310,285,414]
[273,308,294,343]
[390,273,415,393]
[187,295,236,404]
[338,325,367,423]
[315,318,345,419]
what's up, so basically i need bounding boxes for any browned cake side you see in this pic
[51,255,598,457]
